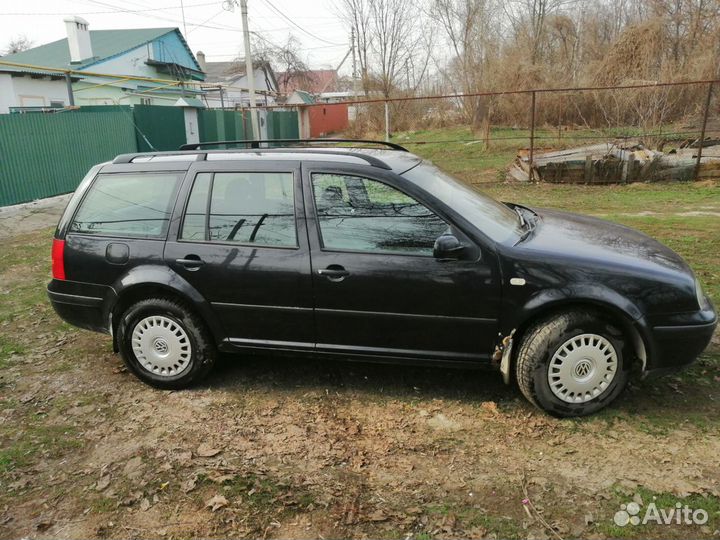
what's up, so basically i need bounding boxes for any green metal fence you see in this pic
[267,110,299,139]
[198,109,249,143]
[0,106,301,207]
[132,105,187,151]
[0,110,138,207]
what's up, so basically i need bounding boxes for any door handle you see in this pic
[176,255,204,270]
[318,264,349,282]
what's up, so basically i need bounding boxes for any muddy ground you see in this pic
[1,186,719,539]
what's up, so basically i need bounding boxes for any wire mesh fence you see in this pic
[339,79,720,184]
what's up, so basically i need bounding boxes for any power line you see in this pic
[81,0,242,32]
[2,1,218,16]
[259,0,344,46]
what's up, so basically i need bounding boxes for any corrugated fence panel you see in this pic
[0,111,138,207]
[198,109,249,144]
[132,105,186,151]
[267,110,299,140]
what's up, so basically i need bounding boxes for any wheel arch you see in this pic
[504,297,649,384]
[106,267,225,352]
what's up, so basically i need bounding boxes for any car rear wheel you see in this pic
[515,310,629,417]
[118,297,216,389]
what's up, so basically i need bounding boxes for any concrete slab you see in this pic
[0,194,71,240]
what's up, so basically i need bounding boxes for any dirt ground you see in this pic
[1,183,719,540]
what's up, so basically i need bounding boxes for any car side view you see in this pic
[47,139,717,417]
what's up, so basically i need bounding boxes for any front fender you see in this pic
[501,283,653,368]
[520,283,644,322]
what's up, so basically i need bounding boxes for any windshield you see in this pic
[402,161,523,243]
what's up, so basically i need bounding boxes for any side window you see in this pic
[180,171,296,247]
[70,173,181,238]
[180,173,211,241]
[312,173,448,255]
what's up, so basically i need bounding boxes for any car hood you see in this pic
[517,207,692,277]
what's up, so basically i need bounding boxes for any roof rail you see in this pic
[178,138,409,152]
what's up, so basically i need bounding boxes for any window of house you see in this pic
[70,173,182,238]
[312,173,448,255]
[180,171,296,247]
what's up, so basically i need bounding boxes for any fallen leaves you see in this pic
[196,443,221,458]
[205,495,228,512]
[95,475,111,492]
[181,475,197,493]
[367,509,389,522]
[122,456,145,480]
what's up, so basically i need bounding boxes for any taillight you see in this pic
[52,239,66,280]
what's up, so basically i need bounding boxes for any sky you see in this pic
[0,0,352,73]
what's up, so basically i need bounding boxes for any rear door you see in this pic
[303,163,501,363]
[164,159,314,351]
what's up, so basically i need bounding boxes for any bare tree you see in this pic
[339,0,429,98]
[432,0,499,136]
[504,0,576,64]
[338,0,372,95]
[249,34,315,93]
[3,35,33,56]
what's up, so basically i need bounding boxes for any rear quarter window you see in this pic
[70,173,182,238]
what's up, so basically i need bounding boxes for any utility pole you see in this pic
[350,27,359,99]
[179,0,188,37]
[240,0,260,140]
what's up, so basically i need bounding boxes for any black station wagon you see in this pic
[47,140,717,416]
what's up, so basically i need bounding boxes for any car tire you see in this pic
[515,310,629,417]
[117,297,216,390]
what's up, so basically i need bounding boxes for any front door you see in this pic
[303,165,501,363]
[164,160,314,350]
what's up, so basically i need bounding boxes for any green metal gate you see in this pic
[267,110,299,139]
[132,105,186,151]
[198,109,249,143]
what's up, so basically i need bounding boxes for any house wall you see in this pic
[73,84,181,106]
[203,68,277,108]
[0,74,71,113]
[73,40,195,106]
[0,74,15,113]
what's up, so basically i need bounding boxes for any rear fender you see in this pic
[104,265,226,349]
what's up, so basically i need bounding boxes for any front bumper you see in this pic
[645,300,717,375]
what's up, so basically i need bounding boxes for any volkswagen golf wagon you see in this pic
[47,140,717,417]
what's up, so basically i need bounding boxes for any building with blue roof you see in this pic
[0,16,206,113]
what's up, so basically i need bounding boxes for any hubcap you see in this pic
[547,333,618,403]
[131,315,192,377]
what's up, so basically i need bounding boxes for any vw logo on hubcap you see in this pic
[153,337,169,355]
[574,359,593,378]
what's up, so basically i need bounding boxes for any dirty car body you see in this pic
[47,142,717,416]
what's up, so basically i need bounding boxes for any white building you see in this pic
[199,55,278,109]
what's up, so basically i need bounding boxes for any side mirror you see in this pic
[433,234,465,260]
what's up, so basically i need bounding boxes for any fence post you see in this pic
[529,91,537,182]
[695,81,714,181]
[384,100,390,142]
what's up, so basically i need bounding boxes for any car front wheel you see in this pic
[118,297,216,389]
[515,310,630,417]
